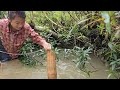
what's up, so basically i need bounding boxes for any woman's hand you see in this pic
[43,42,51,51]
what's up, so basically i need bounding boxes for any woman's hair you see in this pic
[8,11,26,20]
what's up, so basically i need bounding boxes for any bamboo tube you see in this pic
[47,50,57,79]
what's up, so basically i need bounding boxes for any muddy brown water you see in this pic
[0,54,115,79]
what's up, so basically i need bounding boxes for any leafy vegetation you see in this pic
[0,11,120,78]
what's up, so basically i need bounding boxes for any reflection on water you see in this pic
[0,54,114,79]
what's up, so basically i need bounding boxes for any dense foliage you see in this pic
[0,11,120,78]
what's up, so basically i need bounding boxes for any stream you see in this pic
[0,54,115,79]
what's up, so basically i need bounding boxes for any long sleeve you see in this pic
[0,19,4,32]
[0,19,5,38]
[0,19,9,33]
[0,19,3,29]
[26,23,47,47]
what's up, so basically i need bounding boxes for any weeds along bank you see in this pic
[0,11,120,78]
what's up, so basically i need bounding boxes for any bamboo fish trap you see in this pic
[47,50,57,79]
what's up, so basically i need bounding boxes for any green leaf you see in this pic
[106,23,111,34]
[101,11,111,34]
[112,64,116,71]
[113,54,117,60]
[76,61,80,68]
[116,67,120,70]
[101,11,110,23]
[108,42,113,50]
[107,73,112,79]
[110,61,117,65]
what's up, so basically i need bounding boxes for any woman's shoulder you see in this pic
[0,19,8,24]
[0,19,9,29]
[24,22,34,31]
[24,22,31,29]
